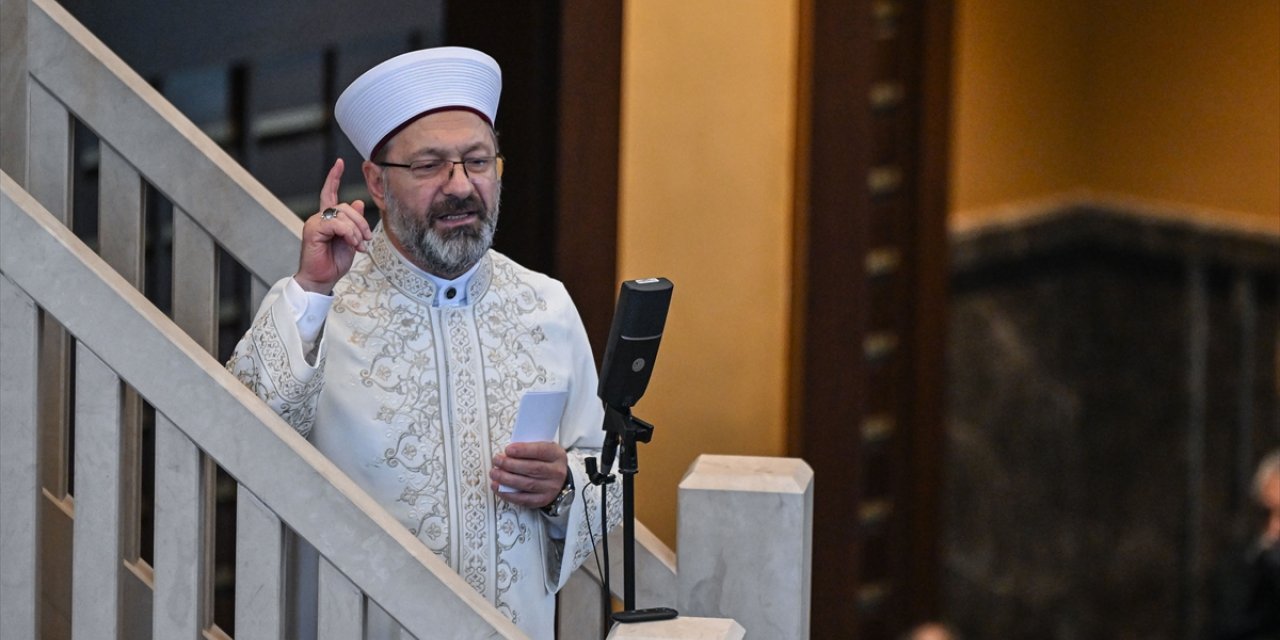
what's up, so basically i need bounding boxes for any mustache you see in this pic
[428,194,486,221]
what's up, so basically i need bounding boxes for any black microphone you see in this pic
[589,278,680,628]
[597,278,674,409]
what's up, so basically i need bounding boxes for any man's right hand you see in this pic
[294,158,374,294]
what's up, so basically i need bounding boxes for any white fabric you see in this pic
[283,277,333,348]
[228,224,619,639]
[335,46,502,160]
[417,254,483,307]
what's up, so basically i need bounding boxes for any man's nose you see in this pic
[441,162,475,197]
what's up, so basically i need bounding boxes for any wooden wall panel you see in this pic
[791,1,951,636]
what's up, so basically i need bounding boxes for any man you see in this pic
[228,47,618,639]
[1208,449,1280,640]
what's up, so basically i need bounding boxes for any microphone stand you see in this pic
[587,404,678,634]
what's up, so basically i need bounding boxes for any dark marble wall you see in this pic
[944,207,1280,640]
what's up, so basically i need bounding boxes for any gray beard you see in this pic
[383,187,499,278]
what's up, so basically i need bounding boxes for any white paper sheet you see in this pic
[500,390,568,492]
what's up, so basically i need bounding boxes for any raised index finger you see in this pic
[320,158,345,209]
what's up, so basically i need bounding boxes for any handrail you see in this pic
[0,171,520,638]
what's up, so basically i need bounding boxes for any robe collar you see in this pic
[368,223,493,307]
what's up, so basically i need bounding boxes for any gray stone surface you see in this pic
[678,455,812,640]
[0,275,41,638]
[71,344,124,638]
[607,617,745,640]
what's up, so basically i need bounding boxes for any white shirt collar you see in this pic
[422,259,483,307]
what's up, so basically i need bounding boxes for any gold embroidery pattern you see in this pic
[338,251,454,560]
[335,239,541,613]
[475,255,558,616]
[492,506,525,622]
[468,256,494,301]
[369,228,438,300]
[446,306,496,600]
[227,305,325,437]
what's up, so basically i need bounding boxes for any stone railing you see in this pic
[1,172,521,638]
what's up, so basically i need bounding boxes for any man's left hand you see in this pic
[490,442,569,509]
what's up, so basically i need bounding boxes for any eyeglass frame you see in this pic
[375,155,505,183]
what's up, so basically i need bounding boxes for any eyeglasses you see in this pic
[377,155,504,183]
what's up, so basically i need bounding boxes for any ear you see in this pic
[362,160,387,211]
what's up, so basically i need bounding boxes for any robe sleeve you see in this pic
[541,293,623,594]
[225,276,330,438]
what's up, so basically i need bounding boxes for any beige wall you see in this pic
[950,0,1090,215]
[618,0,797,547]
[1083,2,1279,220]
[952,0,1280,230]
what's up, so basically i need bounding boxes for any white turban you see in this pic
[334,46,502,160]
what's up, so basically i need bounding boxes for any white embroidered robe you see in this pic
[227,225,619,639]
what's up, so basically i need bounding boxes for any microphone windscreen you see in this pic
[597,278,673,408]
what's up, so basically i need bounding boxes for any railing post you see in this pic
[677,455,813,640]
[0,0,27,184]
[0,274,41,639]
[27,81,74,500]
[97,140,146,577]
[557,567,606,640]
[153,208,220,639]
[98,144,145,282]
[153,412,210,640]
[318,556,364,639]
[235,489,285,640]
[72,342,126,639]
[26,82,70,221]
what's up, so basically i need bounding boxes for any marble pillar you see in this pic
[677,455,813,640]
